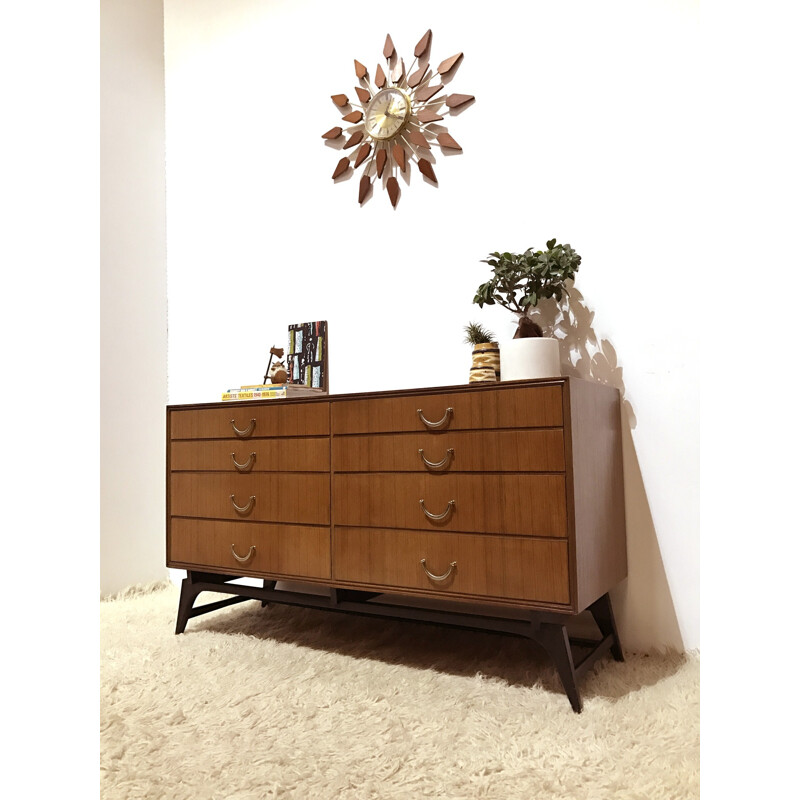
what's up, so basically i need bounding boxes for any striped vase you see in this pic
[469,367,496,383]
[470,342,500,382]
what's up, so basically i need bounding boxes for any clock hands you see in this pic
[368,104,404,139]
[361,88,414,142]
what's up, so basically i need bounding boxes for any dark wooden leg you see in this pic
[175,577,200,635]
[538,623,582,713]
[588,593,624,662]
[261,579,276,607]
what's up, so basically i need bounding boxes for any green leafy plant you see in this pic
[463,321,496,345]
[473,239,581,337]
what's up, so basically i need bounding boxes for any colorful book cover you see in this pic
[222,391,258,401]
[287,320,327,390]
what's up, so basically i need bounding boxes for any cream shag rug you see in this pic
[101,582,699,800]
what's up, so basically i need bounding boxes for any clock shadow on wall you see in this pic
[322,30,475,208]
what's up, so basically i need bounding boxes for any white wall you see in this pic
[4,4,99,794]
[101,0,168,596]
[164,0,700,651]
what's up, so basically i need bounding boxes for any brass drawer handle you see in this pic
[420,558,457,582]
[230,494,256,514]
[419,499,455,521]
[418,448,454,470]
[230,452,256,472]
[416,407,454,430]
[230,418,256,437]
[231,544,256,563]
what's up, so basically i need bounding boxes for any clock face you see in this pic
[364,88,411,141]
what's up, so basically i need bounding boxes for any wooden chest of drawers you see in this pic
[167,378,627,711]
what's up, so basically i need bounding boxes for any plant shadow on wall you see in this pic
[530,287,636,428]
[471,243,683,650]
[321,30,475,208]
[529,288,685,651]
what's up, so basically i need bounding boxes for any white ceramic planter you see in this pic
[500,337,561,381]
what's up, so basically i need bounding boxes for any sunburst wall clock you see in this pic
[322,30,475,208]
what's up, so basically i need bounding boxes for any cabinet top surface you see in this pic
[165,377,612,411]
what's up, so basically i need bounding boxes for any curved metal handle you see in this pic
[418,448,454,470]
[416,407,454,430]
[230,418,256,437]
[420,558,457,582]
[230,494,256,514]
[419,499,455,521]
[230,452,256,472]
[231,544,256,563]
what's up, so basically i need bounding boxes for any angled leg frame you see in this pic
[175,571,623,712]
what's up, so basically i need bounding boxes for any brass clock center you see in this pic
[364,88,411,141]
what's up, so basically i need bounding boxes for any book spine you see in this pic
[222,389,287,401]
[222,385,325,401]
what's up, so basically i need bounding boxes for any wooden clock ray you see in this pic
[323,31,475,208]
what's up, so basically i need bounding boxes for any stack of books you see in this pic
[221,384,326,402]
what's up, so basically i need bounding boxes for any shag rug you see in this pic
[101,582,699,800]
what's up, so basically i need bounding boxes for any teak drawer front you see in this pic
[332,429,565,473]
[333,474,567,537]
[331,385,563,434]
[171,438,330,472]
[170,401,329,440]
[170,473,330,525]
[170,518,330,579]
[333,527,570,605]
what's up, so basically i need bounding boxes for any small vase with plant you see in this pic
[463,321,499,383]
[472,238,581,379]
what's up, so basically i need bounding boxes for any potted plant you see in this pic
[463,321,499,383]
[472,238,581,380]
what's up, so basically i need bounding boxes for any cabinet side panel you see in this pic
[166,408,172,569]
[568,380,628,611]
